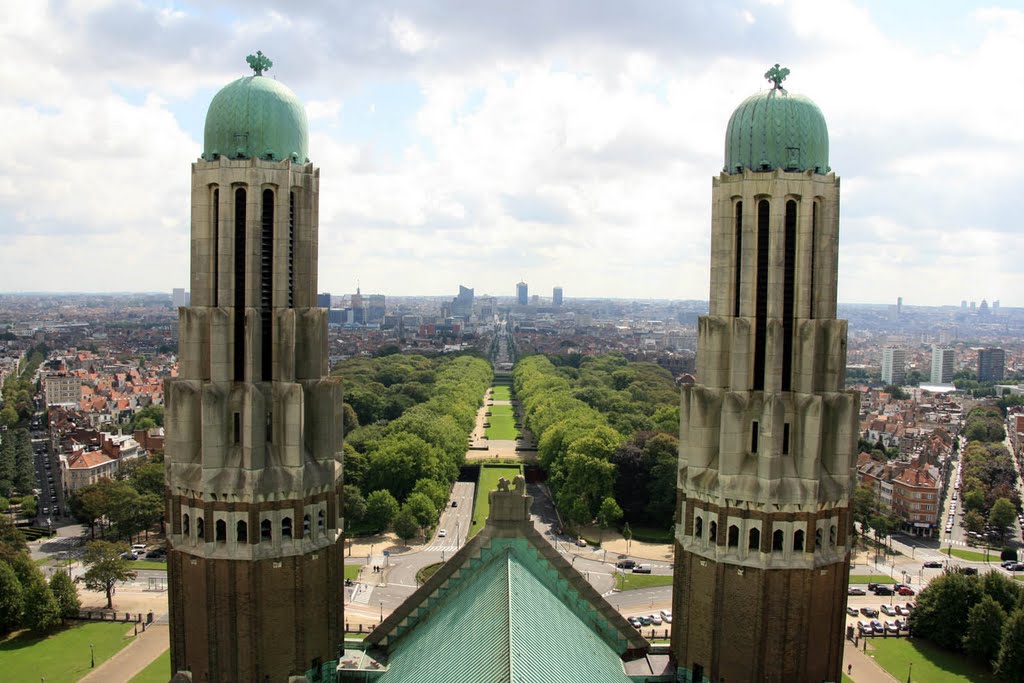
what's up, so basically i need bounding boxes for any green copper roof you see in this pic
[724,87,829,174]
[202,75,309,162]
[373,538,635,683]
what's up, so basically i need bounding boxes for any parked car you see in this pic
[871,620,885,635]
[648,614,663,626]
[861,607,879,618]
[575,537,587,547]
[846,606,859,617]
[451,500,458,507]
[616,559,636,569]
[632,564,652,574]
[639,615,652,626]
[885,621,899,634]
[146,548,166,559]
[873,586,893,596]
[856,621,870,635]
[660,610,672,623]
[628,617,642,629]
[895,605,910,616]
[962,566,978,575]
[867,582,880,591]
[847,587,866,596]
[880,605,896,616]
[898,586,915,596]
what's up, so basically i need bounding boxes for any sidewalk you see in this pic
[844,639,898,682]
[79,623,169,683]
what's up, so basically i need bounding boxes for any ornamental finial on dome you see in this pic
[764,63,789,91]
[246,51,273,76]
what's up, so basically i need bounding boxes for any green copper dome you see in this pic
[202,75,309,163]
[724,77,829,174]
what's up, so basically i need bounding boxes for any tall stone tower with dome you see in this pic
[671,65,858,682]
[164,52,345,682]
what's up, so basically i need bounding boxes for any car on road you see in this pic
[861,607,879,618]
[616,559,636,569]
[451,501,458,507]
[923,561,943,568]
[631,564,652,574]
[961,566,978,575]
[846,606,859,617]
[848,587,866,596]
[438,529,447,538]
[898,586,915,596]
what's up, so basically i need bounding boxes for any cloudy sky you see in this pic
[1,0,1021,306]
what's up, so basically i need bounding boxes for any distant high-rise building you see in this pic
[979,299,990,316]
[970,301,976,311]
[896,296,902,315]
[516,281,528,306]
[674,67,856,682]
[553,286,563,306]
[452,285,474,318]
[172,288,188,307]
[881,347,906,385]
[317,292,332,308]
[993,300,1001,313]
[978,348,1005,382]
[930,345,954,384]
[367,294,386,324]
[351,286,363,311]
[961,300,968,309]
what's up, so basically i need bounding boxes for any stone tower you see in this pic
[165,54,344,682]
[671,66,858,682]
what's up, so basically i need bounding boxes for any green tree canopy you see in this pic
[0,561,24,633]
[963,594,1006,663]
[392,506,420,543]
[49,570,81,619]
[82,540,137,609]
[364,489,399,534]
[996,608,1024,682]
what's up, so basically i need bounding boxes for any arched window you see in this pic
[260,519,272,541]
[815,528,823,550]
[830,525,837,546]
[694,517,703,538]
[772,529,784,552]
[197,517,205,541]
[793,529,805,552]
[709,521,718,543]
[183,513,191,536]
[303,514,311,537]
[727,525,739,548]
[282,517,293,539]
[237,520,248,543]
[216,519,226,542]
[318,510,326,532]
[748,528,760,550]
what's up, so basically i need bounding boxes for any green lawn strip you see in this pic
[485,416,518,440]
[842,675,853,683]
[617,573,674,591]
[487,404,514,416]
[868,638,998,683]
[849,575,897,584]
[470,463,523,538]
[34,556,51,565]
[0,621,136,683]
[344,563,361,581]
[1014,575,1024,581]
[129,649,171,683]
[416,562,443,585]
[942,547,994,562]
[128,560,168,571]
[490,386,512,401]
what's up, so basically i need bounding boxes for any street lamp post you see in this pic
[90,643,95,668]
[379,601,383,624]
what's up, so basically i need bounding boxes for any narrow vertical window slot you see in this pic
[782,200,797,391]
[233,187,246,382]
[288,191,295,307]
[782,423,790,455]
[212,188,219,306]
[751,421,759,454]
[733,200,743,317]
[233,412,241,444]
[809,202,818,319]
[753,199,769,390]
[260,189,274,381]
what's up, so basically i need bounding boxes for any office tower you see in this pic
[165,54,344,681]
[553,286,563,306]
[896,296,902,315]
[452,285,474,318]
[172,288,187,308]
[367,294,386,324]
[881,347,906,385]
[978,348,1005,383]
[516,281,528,306]
[930,345,954,384]
[317,292,332,309]
[674,66,857,682]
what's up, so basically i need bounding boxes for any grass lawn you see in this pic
[470,463,523,538]
[868,638,998,682]
[842,676,852,683]
[491,385,512,401]
[485,415,518,440]
[488,404,514,416]
[942,547,993,562]
[0,620,136,683]
[128,560,168,571]
[129,649,170,683]
[1015,575,1024,581]
[849,575,897,584]
[34,556,51,565]
[618,573,674,591]
[344,563,361,581]
[416,562,443,585]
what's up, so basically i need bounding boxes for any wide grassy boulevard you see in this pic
[469,462,523,537]
[868,638,999,682]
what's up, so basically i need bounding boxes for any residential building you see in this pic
[65,449,118,491]
[930,345,954,384]
[880,346,906,385]
[44,373,81,406]
[978,347,1005,382]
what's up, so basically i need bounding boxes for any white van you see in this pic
[632,564,653,574]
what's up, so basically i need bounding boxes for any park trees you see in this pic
[996,608,1024,682]
[22,572,61,632]
[989,498,1017,544]
[81,540,136,609]
[392,507,420,543]
[0,561,24,633]
[49,570,81,619]
[364,490,399,534]
[343,485,367,526]
[964,595,1007,663]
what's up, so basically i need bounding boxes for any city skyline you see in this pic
[1,2,1022,305]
